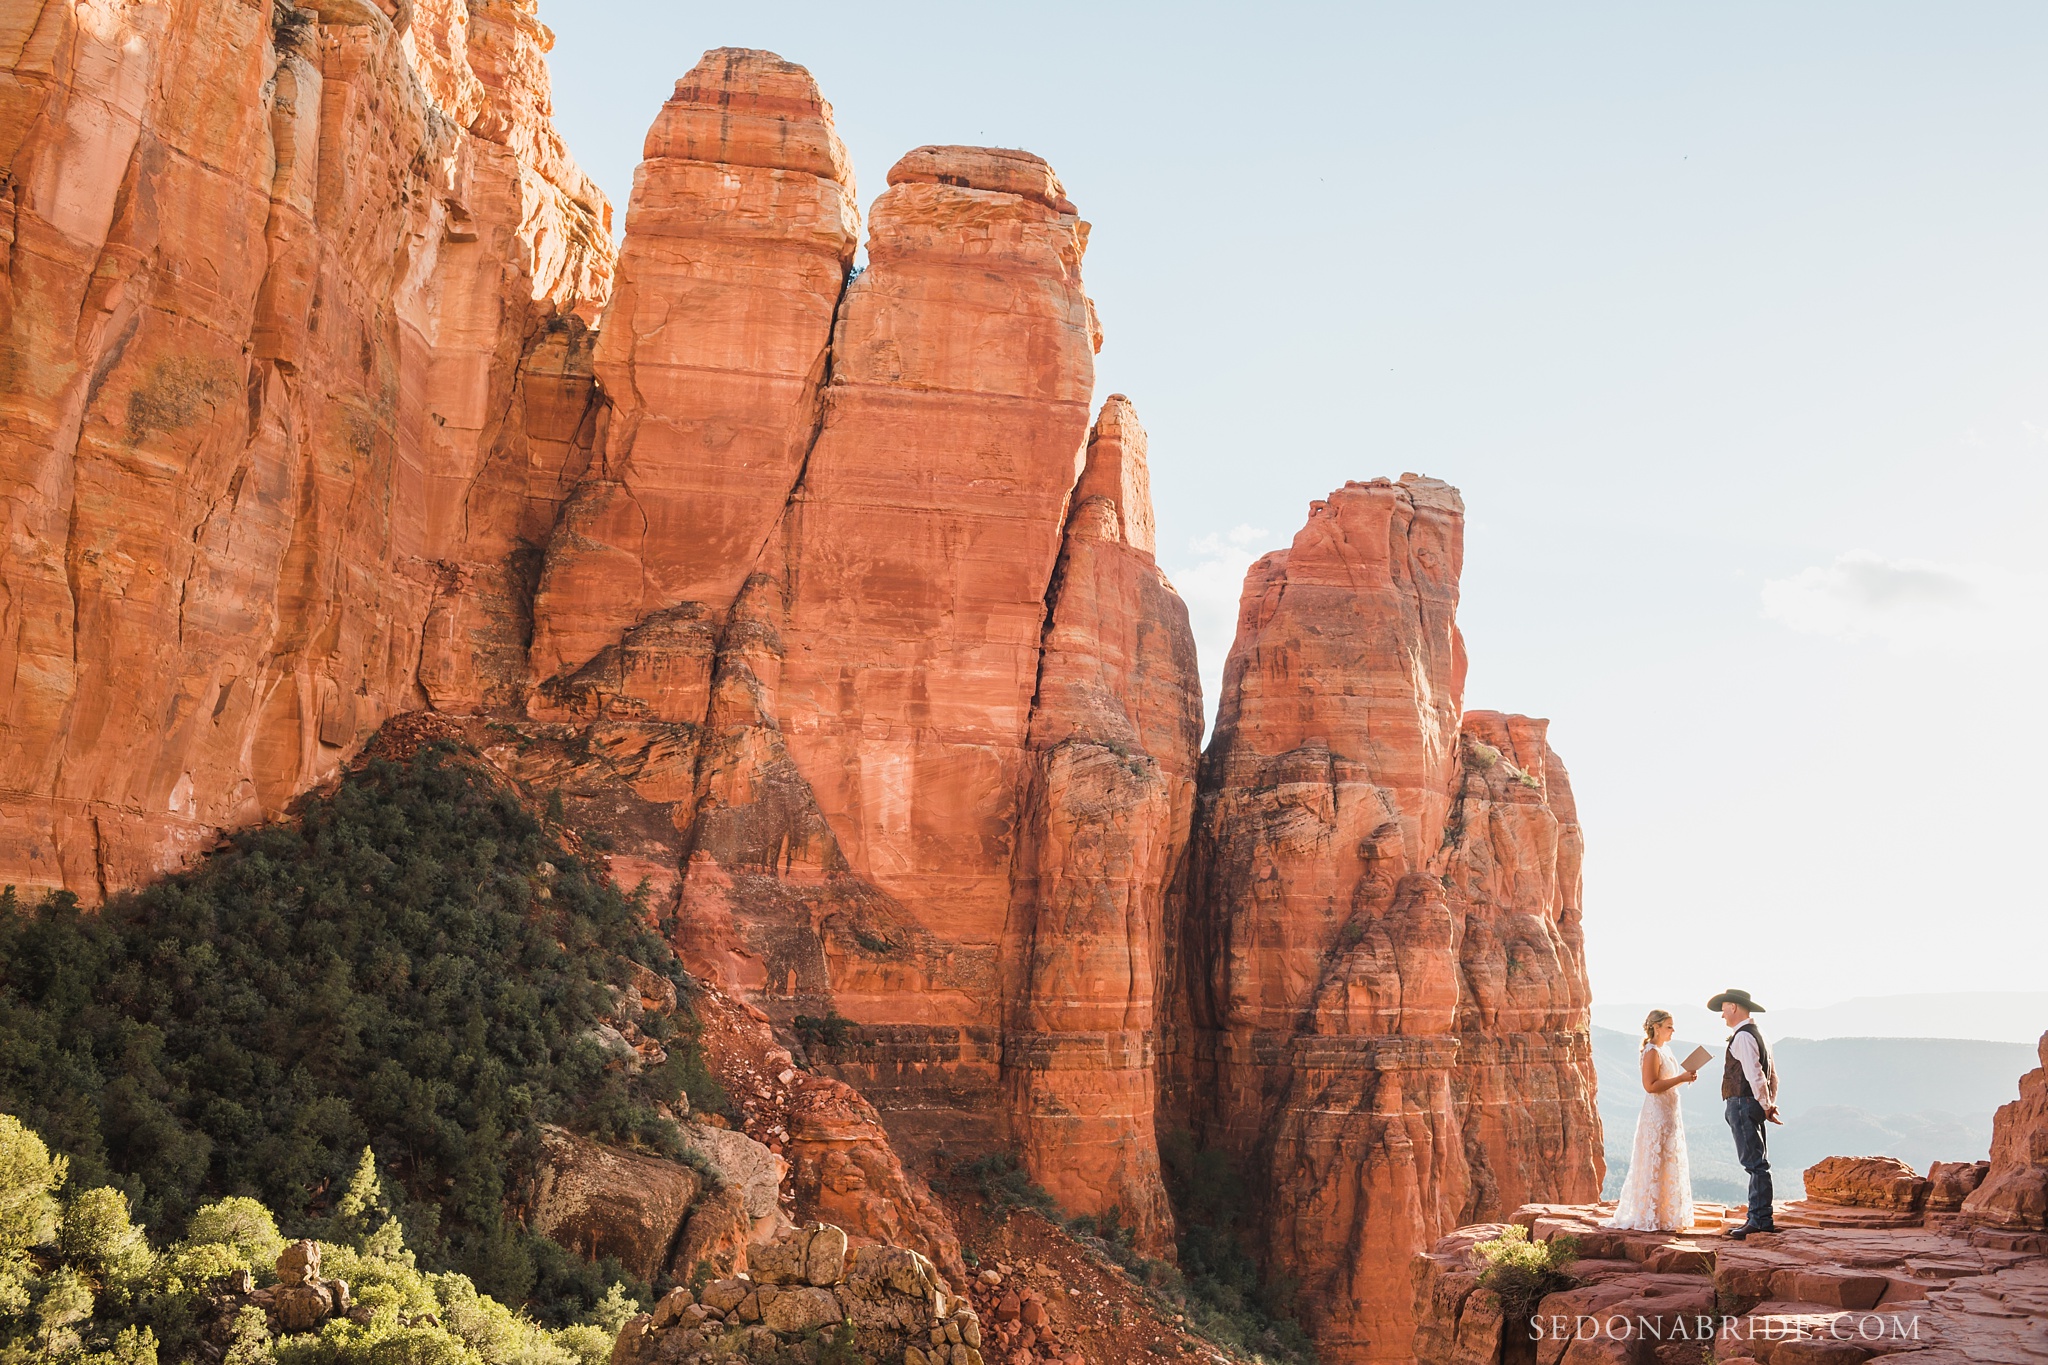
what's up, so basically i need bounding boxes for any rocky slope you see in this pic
[0,12,1601,1359]
[1414,1200,2048,1365]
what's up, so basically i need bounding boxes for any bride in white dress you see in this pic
[1606,1009,1699,1232]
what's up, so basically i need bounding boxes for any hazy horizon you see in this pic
[543,2,2048,1013]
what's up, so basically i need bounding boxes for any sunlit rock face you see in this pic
[519,55,1201,1250]
[528,47,859,711]
[1177,476,1601,1364]
[0,0,611,900]
[1003,396,1202,1256]
[0,19,1604,1350]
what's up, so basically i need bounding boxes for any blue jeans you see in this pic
[1725,1096,1774,1227]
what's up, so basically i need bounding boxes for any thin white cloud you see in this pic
[1761,550,2044,650]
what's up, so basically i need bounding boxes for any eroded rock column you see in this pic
[1443,712,1602,1224]
[741,147,1101,1151]
[1003,397,1201,1254]
[529,47,859,720]
[1184,476,1598,1364]
[1963,1032,2048,1232]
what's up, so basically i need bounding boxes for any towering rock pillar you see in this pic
[1004,397,1202,1254]
[1186,476,1599,1364]
[1442,711,1602,1225]
[732,147,1100,1148]
[529,48,859,717]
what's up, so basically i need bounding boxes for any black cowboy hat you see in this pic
[1707,988,1766,1013]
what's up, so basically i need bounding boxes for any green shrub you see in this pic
[221,1305,274,1365]
[0,1110,638,1365]
[0,742,706,1324]
[950,1152,1056,1225]
[1473,1225,1578,1328]
[58,1188,153,1287]
[184,1197,286,1269]
[587,1284,638,1336]
[791,1013,857,1050]
[815,1319,867,1365]
[0,1114,63,1256]
[848,927,897,955]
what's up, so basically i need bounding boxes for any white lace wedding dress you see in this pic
[1606,1041,1694,1231]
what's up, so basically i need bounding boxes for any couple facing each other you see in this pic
[1606,988,1782,1239]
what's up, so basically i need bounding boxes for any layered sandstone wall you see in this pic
[1179,477,1601,1364]
[1,17,1604,1348]
[528,48,859,702]
[507,52,1197,1245]
[1003,397,1202,1253]
[0,0,611,897]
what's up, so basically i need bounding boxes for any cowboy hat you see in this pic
[1707,988,1766,1013]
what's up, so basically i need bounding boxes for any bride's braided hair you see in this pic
[1642,1009,1673,1046]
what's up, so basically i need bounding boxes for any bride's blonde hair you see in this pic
[1642,1009,1673,1046]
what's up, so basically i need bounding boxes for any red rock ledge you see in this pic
[1411,1199,2048,1365]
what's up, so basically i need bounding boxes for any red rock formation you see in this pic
[785,1073,968,1286]
[1003,396,1202,1254]
[1804,1155,1932,1213]
[528,1126,704,1282]
[0,19,1607,1347]
[643,142,1107,1163]
[1180,477,1599,1364]
[0,0,610,900]
[1414,1201,2048,1365]
[686,968,967,1284]
[1442,711,1601,1224]
[1964,1031,2048,1232]
[528,48,858,706]
[762,143,1099,1013]
[1926,1158,1991,1213]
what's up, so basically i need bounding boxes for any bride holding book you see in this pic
[1604,1008,1709,1232]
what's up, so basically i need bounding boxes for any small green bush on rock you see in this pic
[1473,1225,1578,1328]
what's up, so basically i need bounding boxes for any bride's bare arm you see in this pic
[1641,1049,1695,1094]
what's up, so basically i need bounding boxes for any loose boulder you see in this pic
[612,1222,979,1365]
[1803,1156,1930,1212]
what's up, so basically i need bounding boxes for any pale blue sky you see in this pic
[543,3,2048,1016]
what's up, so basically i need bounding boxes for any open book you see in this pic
[1680,1044,1713,1075]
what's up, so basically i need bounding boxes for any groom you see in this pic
[1710,988,1780,1238]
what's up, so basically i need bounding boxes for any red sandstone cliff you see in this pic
[1005,396,1202,1254]
[528,48,858,703]
[1177,477,1601,1365]
[0,0,611,896]
[0,18,1603,1352]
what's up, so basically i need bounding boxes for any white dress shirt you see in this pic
[1729,1023,1776,1106]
